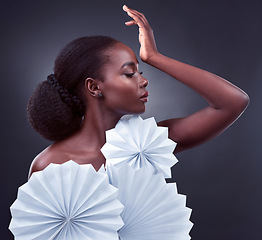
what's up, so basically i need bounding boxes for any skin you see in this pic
[28,5,249,177]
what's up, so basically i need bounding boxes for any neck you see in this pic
[72,102,123,151]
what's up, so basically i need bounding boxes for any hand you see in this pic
[123,5,158,62]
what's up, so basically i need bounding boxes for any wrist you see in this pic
[144,52,162,65]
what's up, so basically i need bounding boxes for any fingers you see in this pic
[123,5,151,30]
[123,5,145,19]
[122,5,129,12]
[125,20,137,26]
[123,5,146,23]
[123,5,139,25]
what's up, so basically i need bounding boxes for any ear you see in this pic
[85,78,102,97]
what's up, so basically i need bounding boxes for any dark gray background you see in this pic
[1,0,261,239]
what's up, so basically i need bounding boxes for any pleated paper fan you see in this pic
[107,164,193,240]
[9,160,124,240]
[101,115,178,178]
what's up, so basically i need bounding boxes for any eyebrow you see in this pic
[120,61,139,69]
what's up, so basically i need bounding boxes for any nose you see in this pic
[139,76,148,88]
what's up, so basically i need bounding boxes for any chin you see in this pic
[135,107,146,114]
[120,104,146,115]
[140,108,146,114]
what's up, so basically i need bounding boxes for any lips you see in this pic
[140,91,149,102]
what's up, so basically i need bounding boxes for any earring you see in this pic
[98,93,103,98]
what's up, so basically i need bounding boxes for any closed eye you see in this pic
[125,72,135,77]
[124,71,143,77]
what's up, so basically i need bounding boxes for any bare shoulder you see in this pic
[28,144,68,179]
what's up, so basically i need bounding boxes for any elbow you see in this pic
[238,91,250,112]
[230,90,250,116]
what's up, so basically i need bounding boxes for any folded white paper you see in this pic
[107,164,193,240]
[9,160,124,240]
[101,115,178,178]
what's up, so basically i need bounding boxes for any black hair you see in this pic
[27,36,119,141]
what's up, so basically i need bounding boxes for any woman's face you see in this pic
[99,42,149,115]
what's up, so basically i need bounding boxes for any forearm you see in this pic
[147,53,249,111]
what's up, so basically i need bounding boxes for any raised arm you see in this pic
[123,5,249,153]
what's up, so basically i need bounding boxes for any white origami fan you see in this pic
[9,160,124,240]
[107,164,193,240]
[101,115,178,178]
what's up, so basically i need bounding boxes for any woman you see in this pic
[28,5,249,177]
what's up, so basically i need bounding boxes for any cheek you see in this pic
[103,80,141,110]
[109,84,136,103]
[105,79,136,98]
